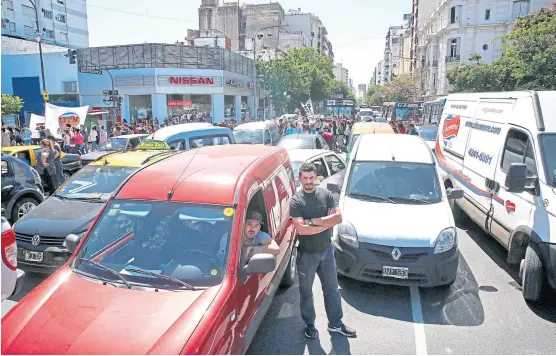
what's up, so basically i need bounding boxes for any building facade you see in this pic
[371,60,384,86]
[1,0,89,48]
[410,0,439,71]
[77,44,259,127]
[416,0,551,97]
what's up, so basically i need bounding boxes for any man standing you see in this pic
[290,162,356,339]
[406,123,418,136]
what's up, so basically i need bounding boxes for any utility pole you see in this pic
[29,0,46,100]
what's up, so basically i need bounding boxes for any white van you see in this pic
[329,134,464,287]
[435,91,556,302]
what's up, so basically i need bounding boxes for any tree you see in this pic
[381,74,419,102]
[365,85,383,106]
[469,53,482,65]
[1,94,24,115]
[447,8,556,92]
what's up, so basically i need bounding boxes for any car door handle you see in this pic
[2,185,13,191]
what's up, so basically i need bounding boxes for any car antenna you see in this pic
[166,148,200,201]
[103,158,109,165]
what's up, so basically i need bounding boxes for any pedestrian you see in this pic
[22,127,32,145]
[99,125,107,143]
[47,135,64,187]
[289,162,356,339]
[80,125,89,154]
[63,129,71,153]
[34,139,57,195]
[406,123,418,136]
[73,127,84,154]
[89,126,98,151]
[1,127,11,147]
[397,123,406,134]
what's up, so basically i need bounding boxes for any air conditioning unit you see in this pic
[55,14,62,21]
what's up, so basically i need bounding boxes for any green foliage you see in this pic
[469,53,482,64]
[1,94,24,115]
[365,85,384,106]
[447,8,556,92]
[258,48,335,111]
[380,74,418,102]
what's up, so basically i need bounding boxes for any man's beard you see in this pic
[303,183,314,190]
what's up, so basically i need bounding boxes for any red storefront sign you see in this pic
[169,76,215,85]
[167,100,193,107]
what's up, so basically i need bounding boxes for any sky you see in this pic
[87,0,412,86]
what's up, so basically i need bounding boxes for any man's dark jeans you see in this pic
[297,244,343,328]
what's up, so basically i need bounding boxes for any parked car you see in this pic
[80,134,148,166]
[278,134,330,150]
[1,155,44,223]
[436,91,556,302]
[287,149,347,197]
[234,121,282,145]
[1,216,25,302]
[146,123,234,150]
[417,124,439,151]
[1,145,82,180]
[12,148,177,274]
[346,122,396,162]
[331,134,463,287]
[1,145,298,355]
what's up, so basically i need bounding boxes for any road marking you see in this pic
[410,286,428,356]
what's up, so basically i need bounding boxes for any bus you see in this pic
[381,102,420,121]
[422,97,446,124]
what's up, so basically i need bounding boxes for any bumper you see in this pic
[333,239,459,287]
[538,242,556,290]
[17,241,71,274]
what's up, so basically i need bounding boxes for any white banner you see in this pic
[29,114,45,139]
[44,103,89,139]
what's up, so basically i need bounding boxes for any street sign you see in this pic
[42,90,49,101]
[103,98,112,105]
[103,90,111,96]
[79,68,103,75]
[113,90,118,96]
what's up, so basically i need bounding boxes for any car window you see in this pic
[33,148,41,160]
[98,138,128,151]
[315,137,322,149]
[56,165,137,201]
[129,138,140,148]
[168,139,186,150]
[264,129,272,145]
[277,137,313,150]
[234,129,263,144]
[1,160,10,178]
[74,200,233,288]
[311,158,329,178]
[501,129,538,177]
[269,125,281,143]
[190,135,231,148]
[324,154,346,175]
[539,134,556,187]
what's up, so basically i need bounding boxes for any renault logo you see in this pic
[391,247,402,261]
[31,234,41,246]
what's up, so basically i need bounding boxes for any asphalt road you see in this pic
[3,220,555,355]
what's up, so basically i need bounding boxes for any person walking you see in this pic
[80,125,89,154]
[47,135,64,187]
[289,162,356,339]
[89,126,98,151]
[73,127,84,154]
[34,139,57,195]
[406,123,418,136]
[22,127,32,145]
[99,125,107,143]
[1,127,11,147]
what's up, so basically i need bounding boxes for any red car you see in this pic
[2,145,298,354]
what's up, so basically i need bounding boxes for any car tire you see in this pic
[11,197,39,222]
[521,244,544,302]
[449,198,467,225]
[280,247,297,288]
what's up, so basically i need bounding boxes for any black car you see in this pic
[1,156,44,223]
[277,134,330,150]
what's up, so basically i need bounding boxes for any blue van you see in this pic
[146,123,235,150]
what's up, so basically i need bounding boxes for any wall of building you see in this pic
[1,0,89,48]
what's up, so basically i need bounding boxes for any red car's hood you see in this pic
[2,268,220,355]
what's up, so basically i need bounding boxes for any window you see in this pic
[432,73,437,88]
[269,125,281,143]
[512,0,530,20]
[45,29,54,38]
[7,22,15,31]
[57,0,64,4]
[2,0,13,11]
[501,129,537,177]
[324,154,346,175]
[63,81,77,93]
[539,134,556,187]
[449,38,459,57]
[264,129,271,145]
[311,158,329,179]
[189,135,231,148]
[24,25,35,35]
[450,6,456,23]
[56,13,66,23]
[167,138,185,150]
[59,31,67,41]
[1,160,10,178]
[42,9,52,19]
[242,190,271,267]
[485,9,491,20]
[22,4,34,16]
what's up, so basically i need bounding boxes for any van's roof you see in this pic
[354,134,434,164]
[149,123,223,140]
[116,145,288,205]
[287,149,333,162]
[89,150,175,167]
[114,134,149,139]
[234,121,275,130]
[352,122,395,134]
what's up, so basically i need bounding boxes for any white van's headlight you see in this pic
[434,227,456,254]
[339,222,359,248]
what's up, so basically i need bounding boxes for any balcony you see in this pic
[445,55,460,63]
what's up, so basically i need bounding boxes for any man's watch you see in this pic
[308,219,314,226]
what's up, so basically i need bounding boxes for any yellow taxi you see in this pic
[1,145,81,180]
[12,143,176,273]
[346,122,396,161]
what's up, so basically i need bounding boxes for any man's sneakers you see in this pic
[304,325,319,339]
[327,323,357,338]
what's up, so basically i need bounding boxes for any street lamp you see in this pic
[28,0,46,100]
[252,24,287,120]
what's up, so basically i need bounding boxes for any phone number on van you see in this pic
[468,148,493,165]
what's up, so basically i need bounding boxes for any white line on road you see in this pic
[410,286,428,356]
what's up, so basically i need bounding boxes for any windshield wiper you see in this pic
[51,193,69,201]
[79,258,133,289]
[350,192,396,204]
[70,196,105,202]
[125,267,196,291]
[385,196,432,204]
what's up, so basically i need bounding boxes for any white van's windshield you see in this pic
[540,134,556,187]
[347,161,442,204]
[233,129,263,144]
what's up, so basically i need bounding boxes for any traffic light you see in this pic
[67,49,77,64]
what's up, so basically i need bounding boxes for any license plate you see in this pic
[24,251,43,262]
[382,266,408,279]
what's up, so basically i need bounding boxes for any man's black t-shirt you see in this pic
[289,187,337,253]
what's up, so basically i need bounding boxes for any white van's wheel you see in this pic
[449,198,466,225]
[521,245,544,302]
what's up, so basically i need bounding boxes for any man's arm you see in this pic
[256,234,280,256]
[291,217,329,236]
[311,191,343,227]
